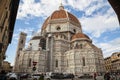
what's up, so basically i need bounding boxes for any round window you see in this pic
[56,26,61,31]
[73,29,76,33]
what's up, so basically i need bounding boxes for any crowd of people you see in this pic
[93,72,120,80]
[0,70,120,80]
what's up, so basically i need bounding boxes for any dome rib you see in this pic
[51,10,67,19]
[41,9,81,30]
[68,12,80,25]
[42,17,50,30]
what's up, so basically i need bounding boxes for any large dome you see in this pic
[42,6,81,30]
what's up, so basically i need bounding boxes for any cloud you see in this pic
[17,0,119,36]
[13,33,19,41]
[12,27,35,45]
[17,0,60,19]
[18,27,34,33]
[16,0,120,58]
[80,12,119,38]
[96,38,120,57]
[65,0,94,11]
[17,0,107,19]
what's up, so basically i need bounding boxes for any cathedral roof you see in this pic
[72,33,90,40]
[30,33,41,40]
[42,6,81,30]
[31,36,41,40]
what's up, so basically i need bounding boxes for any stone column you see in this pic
[45,24,52,72]
[49,34,54,72]
[46,34,54,72]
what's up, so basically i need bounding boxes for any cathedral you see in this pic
[14,4,105,75]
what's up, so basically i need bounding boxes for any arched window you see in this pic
[28,58,31,67]
[40,38,46,50]
[56,35,58,38]
[61,35,62,38]
[75,43,78,49]
[67,59,68,67]
[21,39,23,44]
[56,26,61,31]
[82,57,85,66]
[55,59,58,67]
[73,29,76,33]
[80,44,83,49]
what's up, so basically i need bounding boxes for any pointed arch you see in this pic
[28,58,31,67]
[82,57,85,66]
[55,59,58,67]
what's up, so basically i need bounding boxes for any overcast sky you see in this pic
[5,0,120,66]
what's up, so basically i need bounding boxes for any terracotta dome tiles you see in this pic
[51,10,67,19]
[72,33,90,40]
[42,9,81,30]
[68,12,80,25]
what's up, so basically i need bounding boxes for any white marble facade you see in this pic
[14,5,105,75]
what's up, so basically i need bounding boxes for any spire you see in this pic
[59,0,64,10]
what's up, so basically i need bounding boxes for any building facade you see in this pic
[14,5,105,75]
[104,52,120,73]
[0,0,20,71]
[2,61,13,72]
[111,52,120,73]
[104,57,112,72]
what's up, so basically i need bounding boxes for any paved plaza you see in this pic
[25,75,120,80]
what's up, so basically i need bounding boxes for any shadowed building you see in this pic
[14,4,105,75]
[108,0,120,24]
[0,0,20,71]
[2,61,13,73]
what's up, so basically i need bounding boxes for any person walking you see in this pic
[93,73,97,80]
[104,72,111,80]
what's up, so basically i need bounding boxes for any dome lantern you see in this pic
[41,3,82,32]
[59,3,64,10]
